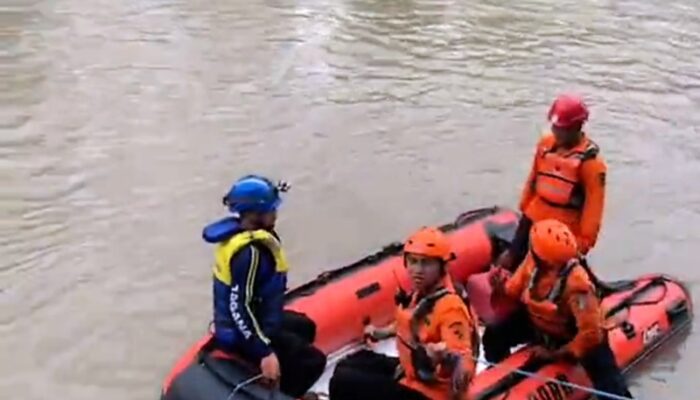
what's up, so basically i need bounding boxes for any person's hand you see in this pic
[363,323,395,342]
[363,324,379,342]
[494,250,514,271]
[577,237,592,255]
[260,352,281,384]
[489,267,508,294]
[449,363,467,400]
[425,342,448,363]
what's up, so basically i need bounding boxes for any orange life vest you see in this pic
[520,258,596,341]
[532,134,600,209]
[395,278,478,399]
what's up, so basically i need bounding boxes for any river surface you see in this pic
[1,0,699,398]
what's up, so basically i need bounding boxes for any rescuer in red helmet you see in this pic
[496,94,608,272]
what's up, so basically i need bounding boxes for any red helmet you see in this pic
[547,94,589,128]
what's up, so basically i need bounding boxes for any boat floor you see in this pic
[310,329,491,395]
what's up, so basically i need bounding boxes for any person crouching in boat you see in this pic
[495,94,607,271]
[329,227,478,400]
[203,175,326,398]
[485,219,633,398]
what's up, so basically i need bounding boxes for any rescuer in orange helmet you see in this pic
[485,219,633,398]
[329,227,478,400]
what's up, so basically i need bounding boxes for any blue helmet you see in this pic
[223,175,286,214]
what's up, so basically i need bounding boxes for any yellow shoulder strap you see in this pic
[213,230,289,285]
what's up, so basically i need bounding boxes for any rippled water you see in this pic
[1,0,699,398]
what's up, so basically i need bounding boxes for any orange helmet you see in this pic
[403,226,453,262]
[529,219,578,266]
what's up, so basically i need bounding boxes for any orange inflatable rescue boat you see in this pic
[159,206,693,400]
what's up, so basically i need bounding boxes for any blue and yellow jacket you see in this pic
[203,217,289,360]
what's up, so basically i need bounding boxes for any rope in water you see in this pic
[474,357,635,400]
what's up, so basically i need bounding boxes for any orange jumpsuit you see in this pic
[395,277,478,399]
[504,255,604,358]
[519,133,607,254]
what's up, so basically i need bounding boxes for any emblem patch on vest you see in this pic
[448,322,466,340]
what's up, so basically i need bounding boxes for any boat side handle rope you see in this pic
[474,356,636,400]
[226,373,266,400]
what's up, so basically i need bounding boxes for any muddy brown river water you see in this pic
[1,0,699,398]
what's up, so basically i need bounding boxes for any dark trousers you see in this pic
[230,310,326,398]
[329,350,428,400]
[482,309,633,399]
[272,311,327,398]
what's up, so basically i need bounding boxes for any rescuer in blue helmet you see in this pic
[203,175,326,397]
